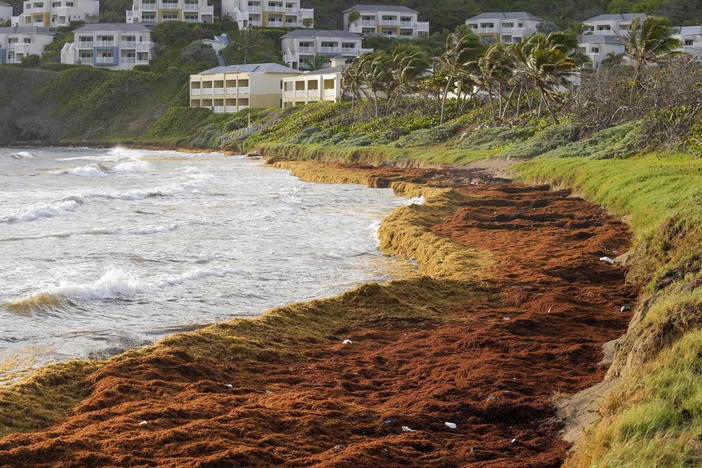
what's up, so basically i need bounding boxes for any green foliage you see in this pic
[451,126,537,150]
[395,120,463,147]
[499,122,581,158]
[537,120,648,159]
[689,121,702,156]
[153,22,199,48]
[180,40,218,66]
[20,55,40,68]
[142,106,215,140]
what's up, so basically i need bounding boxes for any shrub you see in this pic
[499,122,581,159]
[394,120,463,148]
[181,40,218,66]
[21,55,40,68]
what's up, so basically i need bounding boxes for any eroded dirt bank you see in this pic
[0,161,638,467]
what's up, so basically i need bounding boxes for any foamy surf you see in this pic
[4,266,244,312]
[53,163,108,177]
[0,197,84,224]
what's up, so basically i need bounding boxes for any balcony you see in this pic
[214,106,224,113]
[159,1,179,8]
[323,89,336,98]
[265,5,284,13]
[298,46,314,54]
[78,41,93,48]
[319,47,338,54]
[95,56,115,64]
[295,90,305,98]
[94,40,115,47]
[213,86,224,94]
[340,47,359,54]
[121,40,136,47]
[307,89,319,97]
[247,4,261,12]
[380,20,400,26]
[183,2,198,9]
[141,1,156,7]
[191,88,201,95]
[361,20,376,26]
[201,88,214,95]
[238,86,249,94]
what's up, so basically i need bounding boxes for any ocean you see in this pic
[0,147,410,381]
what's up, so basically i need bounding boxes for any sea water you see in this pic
[0,147,409,380]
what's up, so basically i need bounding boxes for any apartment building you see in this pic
[579,34,625,68]
[465,12,542,44]
[126,0,213,24]
[60,23,153,70]
[343,4,429,39]
[281,29,370,70]
[282,57,346,108]
[190,63,300,113]
[221,0,313,29]
[11,0,98,27]
[0,1,13,23]
[583,13,648,36]
[0,26,54,63]
[674,26,702,61]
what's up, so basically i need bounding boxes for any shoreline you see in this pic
[0,154,637,466]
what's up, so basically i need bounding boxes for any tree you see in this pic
[347,9,360,27]
[388,45,430,110]
[228,26,266,64]
[181,40,218,66]
[619,16,684,84]
[357,50,392,118]
[478,42,513,121]
[436,28,484,124]
[511,31,585,124]
[341,58,367,114]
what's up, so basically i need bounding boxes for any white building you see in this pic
[221,0,313,30]
[0,26,54,63]
[11,0,99,27]
[0,1,13,23]
[343,4,428,39]
[579,34,625,68]
[281,29,371,70]
[126,0,213,24]
[674,26,702,61]
[61,23,153,70]
[282,57,346,107]
[583,13,648,36]
[190,63,300,113]
[465,12,543,44]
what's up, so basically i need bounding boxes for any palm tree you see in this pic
[341,58,368,114]
[478,42,514,122]
[357,51,391,118]
[388,45,430,111]
[230,26,265,63]
[511,31,585,125]
[437,30,484,124]
[618,16,683,84]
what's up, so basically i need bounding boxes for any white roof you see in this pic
[197,63,300,75]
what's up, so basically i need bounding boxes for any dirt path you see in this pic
[0,164,638,467]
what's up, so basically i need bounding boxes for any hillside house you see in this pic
[343,4,429,39]
[61,23,153,70]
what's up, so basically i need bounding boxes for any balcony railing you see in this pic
[201,88,214,95]
[183,3,198,9]
[213,86,224,94]
[319,47,338,54]
[78,41,93,48]
[323,89,336,98]
[307,89,319,97]
[298,46,314,54]
[121,41,136,47]
[95,57,115,64]
[191,88,201,95]
[94,40,115,47]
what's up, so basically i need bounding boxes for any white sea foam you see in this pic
[6,266,243,310]
[111,159,151,173]
[53,163,108,177]
[91,225,177,236]
[0,197,83,224]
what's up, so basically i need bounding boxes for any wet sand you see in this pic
[0,161,638,467]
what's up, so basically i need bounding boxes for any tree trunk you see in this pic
[372,90,379,118]
[440,75,453,125]
[541,89,559,125]
[487,85,496,123]
[515,86,523,118]
[502,85,517,119]
[538,94,544,118]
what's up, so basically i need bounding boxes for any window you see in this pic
[23,38,31,43]
[502,22,513,28]
[79,51,92,59]
[597,25,611,31]
[480,23,494,28]
[341,42,355,49]
[686,39,694,46]
[320,41,337,48]
[361,15,373,21]
[468,23,477,29]
[591,47,599,53]
[518,22,523,27]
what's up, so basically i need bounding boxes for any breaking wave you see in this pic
[0,197,84,223]
[5,266,244,312]
[53,163,108,177]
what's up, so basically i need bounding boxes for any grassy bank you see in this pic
[512,152,702,466]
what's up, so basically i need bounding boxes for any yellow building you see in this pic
[190,63,301,113]
[282,58,345,108]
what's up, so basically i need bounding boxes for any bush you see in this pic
[181,41,218,66]
[394,120,463,147]
[452,126,537,150]
[153,22,199,48]
[499,122,581,159]
[21,55,40,68]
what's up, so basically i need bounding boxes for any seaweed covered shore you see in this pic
[0,160,636,466]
